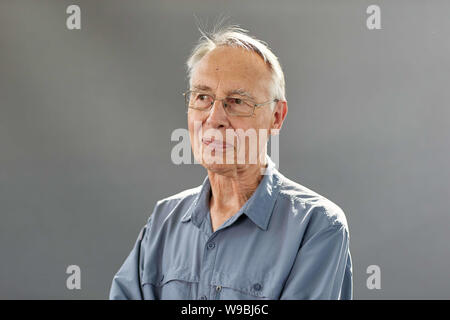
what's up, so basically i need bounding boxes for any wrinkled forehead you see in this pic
[191,46,273,98]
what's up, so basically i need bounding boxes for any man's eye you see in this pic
[198,95,208,101]
[231,98,243,105]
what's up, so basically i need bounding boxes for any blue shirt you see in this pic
[109,156,352,300]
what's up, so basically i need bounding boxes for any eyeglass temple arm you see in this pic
[254,98,279,107]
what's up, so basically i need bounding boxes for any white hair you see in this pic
[186,25,286,107]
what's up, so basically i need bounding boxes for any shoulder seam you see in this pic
[277,192,347,229]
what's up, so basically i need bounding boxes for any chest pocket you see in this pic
[211,272,280,300]
[141,267,199,300]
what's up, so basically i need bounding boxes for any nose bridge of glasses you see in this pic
[209,97,229,117]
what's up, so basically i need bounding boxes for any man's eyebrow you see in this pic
[191,85,255,99]
[192,85,212,92]
[228,89,255,100]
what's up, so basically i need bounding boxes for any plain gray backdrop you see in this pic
[1,0,449,299]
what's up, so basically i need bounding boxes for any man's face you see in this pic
[188,46,277,175]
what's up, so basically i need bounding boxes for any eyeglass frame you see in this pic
[182,90,279,117]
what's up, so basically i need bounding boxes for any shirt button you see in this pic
[253,283,262,291]
[207,242,215,249]
[200,295,208,300]
[216,285,222,292]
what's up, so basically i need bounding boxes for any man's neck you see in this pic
[207,161,268,231]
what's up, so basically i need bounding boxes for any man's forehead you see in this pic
[191,47,272,96]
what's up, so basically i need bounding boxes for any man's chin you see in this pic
[200,157,262,177]
[201,160,236,173]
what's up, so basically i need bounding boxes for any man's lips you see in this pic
[201,137,234,149]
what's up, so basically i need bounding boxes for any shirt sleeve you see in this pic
[279,222,352,300]
[109,224,154,300]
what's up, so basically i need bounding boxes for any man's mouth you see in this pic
[201,137,234,150]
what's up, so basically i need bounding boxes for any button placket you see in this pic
[198,233,220,300]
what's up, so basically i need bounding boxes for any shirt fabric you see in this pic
[109,156,353,300]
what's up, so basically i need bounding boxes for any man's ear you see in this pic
[270,100,288,135]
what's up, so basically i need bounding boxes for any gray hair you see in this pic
[186,25,286,106]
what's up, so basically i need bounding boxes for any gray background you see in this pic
[1,0,449,299]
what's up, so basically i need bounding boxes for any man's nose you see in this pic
[206,99,229,128]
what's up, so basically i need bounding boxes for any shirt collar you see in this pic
[180,175,211,226]
[181,155,279,231]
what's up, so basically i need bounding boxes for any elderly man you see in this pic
[109,26,352,300]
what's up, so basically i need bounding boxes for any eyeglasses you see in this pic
[183,90,278,117]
